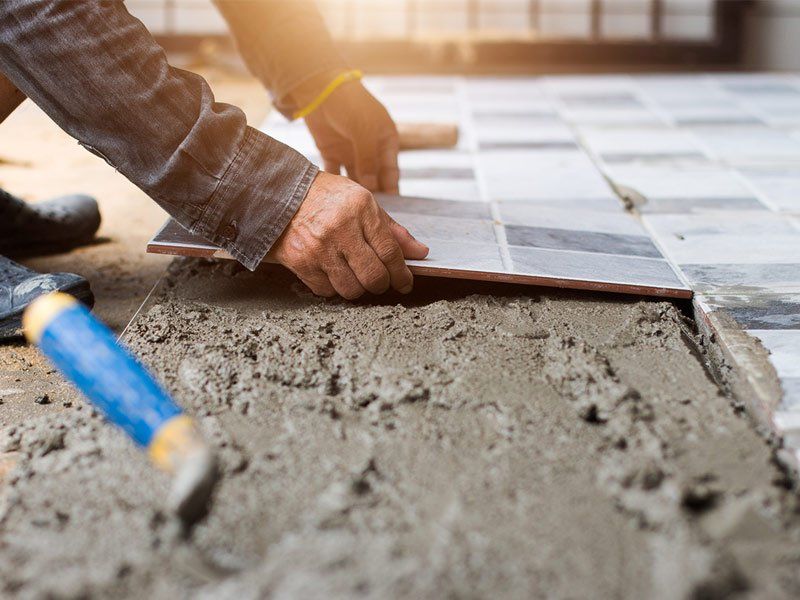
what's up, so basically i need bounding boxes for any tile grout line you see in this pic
[461,76,515,273]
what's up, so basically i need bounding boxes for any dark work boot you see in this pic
[0,256,93,340]
[0,189,101,257]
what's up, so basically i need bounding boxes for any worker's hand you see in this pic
[269,172,428,299]
[302,80,400,194]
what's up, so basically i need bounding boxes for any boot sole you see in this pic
[0,281,95,341]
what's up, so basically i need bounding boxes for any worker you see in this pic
[0,0,429,339]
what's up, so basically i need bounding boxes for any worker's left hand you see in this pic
[300,79,400,194]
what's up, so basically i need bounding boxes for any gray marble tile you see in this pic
[724,83,800,96]
[600,152,709,164]
[702,294,800,330]
[498,197,625,213]
[407,240,506,274]
[400,179,483,202]
[401,167,475,180]
[497,204,644,235]
[376,194,492,220]
[639,197,768,214]
[480,141,580,151]
[509,247,685,290]
[738,169,800,212]
[505,225,661,258]
[680,264,800,293]
[391,212,497,246]
[780,378,800,411]
[746,330,800,378]
[558,93,643,108]
[660,233,800,265]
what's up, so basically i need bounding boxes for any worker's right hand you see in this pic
[268,172,429,299]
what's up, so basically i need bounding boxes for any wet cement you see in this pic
[2,259,800,599]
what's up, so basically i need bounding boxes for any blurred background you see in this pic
[124,0,799,72]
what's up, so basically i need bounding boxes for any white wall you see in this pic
[745,0,800,71]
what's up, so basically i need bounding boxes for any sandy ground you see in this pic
[2,261,800,598]
[0,68,270,428]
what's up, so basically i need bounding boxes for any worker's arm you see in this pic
[214,0,400,194]
[0,0,425,296]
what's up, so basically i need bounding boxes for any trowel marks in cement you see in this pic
[2,260,800,599]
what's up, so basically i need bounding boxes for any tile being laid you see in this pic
[508,246,686,291]
[382,212,498,246]
[405,239,506,275]
[505,225,662,259]
[147,194,690,298]
[376,195,491,220]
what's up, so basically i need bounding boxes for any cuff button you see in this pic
[220,222,237,240]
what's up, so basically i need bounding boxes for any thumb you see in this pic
[386,213,429,260]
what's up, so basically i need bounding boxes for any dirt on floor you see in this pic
[2,260,800,599]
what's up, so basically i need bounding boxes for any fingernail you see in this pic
[400,284,413,294]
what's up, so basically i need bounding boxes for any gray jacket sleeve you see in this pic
[0,0,320,270]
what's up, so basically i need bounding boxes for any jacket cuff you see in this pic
[190,126,318,270]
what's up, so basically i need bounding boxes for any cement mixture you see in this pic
[2,259,800,599]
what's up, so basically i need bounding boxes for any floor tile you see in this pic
[639,197,768,214]
[376,194,491,220]
[746,330,800,378]
[388,212,497,246]
[701,294,800,330]
[407,239,506,274]
[505,225,661,258]
[497,204,643,235]
[656,234,800,265]
[680,264,800,293]
[401,167,475,180]
[400,179,483,202]
[738,168,800,212]
[579,127,706,161]
[601,164,757,201]
[498,197,625,213]
[693,129,800,164]
[508,246,686,290]
[645,211,796,238]
[780,378,800,411]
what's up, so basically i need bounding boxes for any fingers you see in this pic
[343,241,391,295]
[323,158,341,176]
[353,136,380,193]
[323,256,367,300]
[362,223,414,294]
[378,136,400,194]
[386,213,429,260]
[298,270,337,298]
